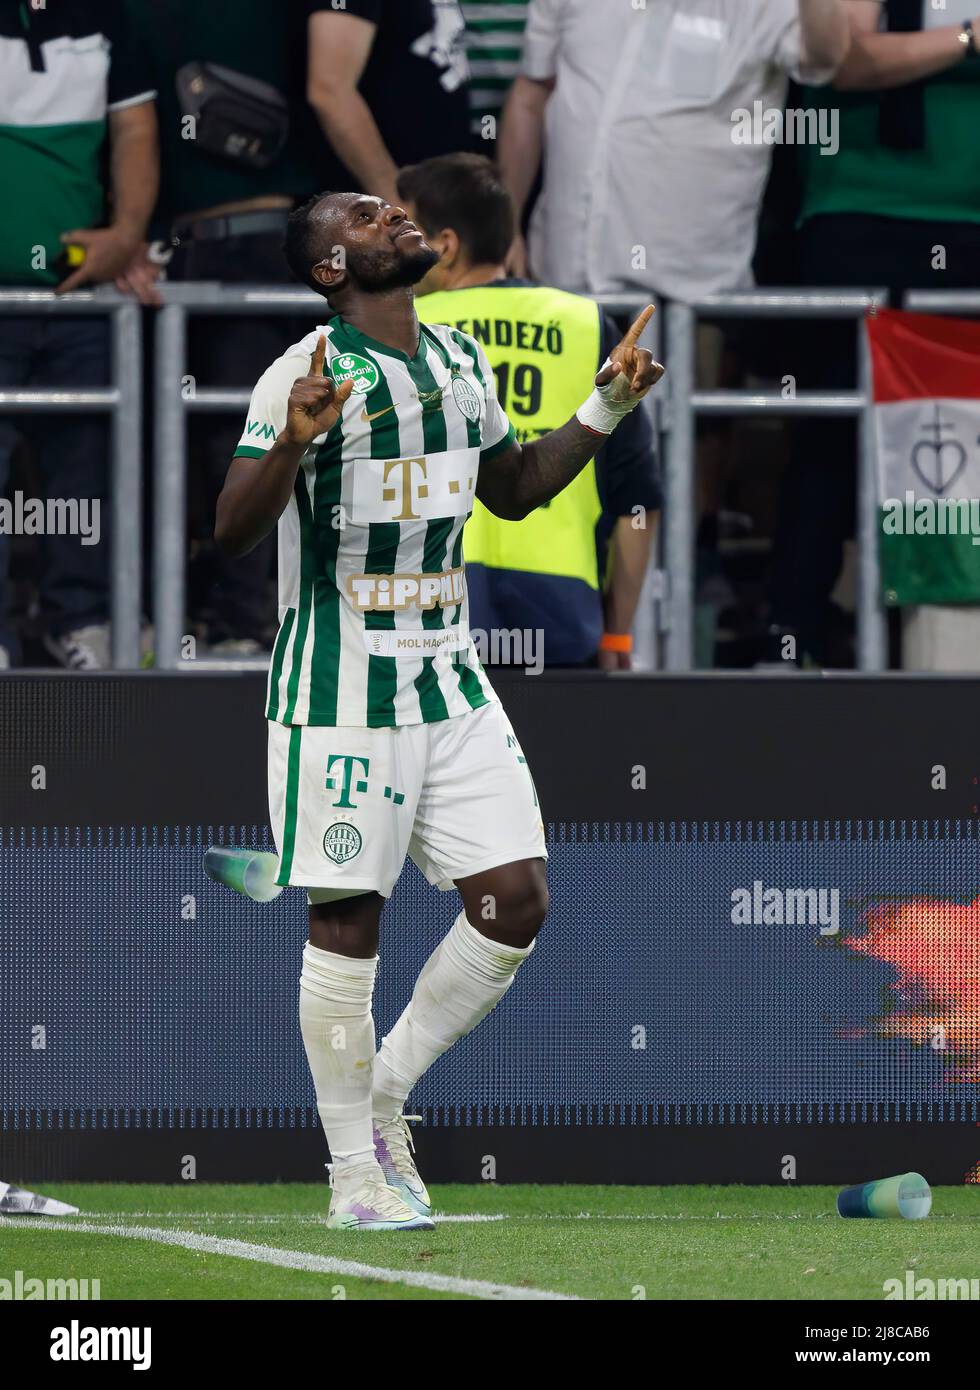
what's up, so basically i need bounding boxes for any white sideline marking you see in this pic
[78,1211,505,1224]
[0,1217,573,1301]
[20,1209,847,1224]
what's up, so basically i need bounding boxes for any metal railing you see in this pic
[592,294,664,672]
[904,291,980,315]
[154,283,324,670]
[663,291,887,672]
[152,284,666,671]
[0,287,143,668]
[15,283,975,676]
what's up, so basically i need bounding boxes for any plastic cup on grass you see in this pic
[836,1172,932,1220]
[204,846,283,903]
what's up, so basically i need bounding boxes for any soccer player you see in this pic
[215,192,663,1231]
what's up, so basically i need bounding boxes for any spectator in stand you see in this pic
[0,1,157,669]
[498,0,851,298]
[305,0,471,209]
[460,1,530,144]
[771,0,980,666]
[124,0,328,657]
[497,0,850,668]
[401,153,662,670]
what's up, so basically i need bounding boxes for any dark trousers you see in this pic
[169,229,308,645]
[0,317,110,660]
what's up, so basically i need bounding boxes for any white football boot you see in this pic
[373,1114,432,1218]
[326,1161,434,1232]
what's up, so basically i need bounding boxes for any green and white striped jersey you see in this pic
[234,315,516,729]
[461,0,529,136]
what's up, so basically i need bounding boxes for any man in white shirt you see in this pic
[498,0,850,301]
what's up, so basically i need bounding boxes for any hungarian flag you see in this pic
[867,308,980,606]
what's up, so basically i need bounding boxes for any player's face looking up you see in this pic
[308,194,439,297]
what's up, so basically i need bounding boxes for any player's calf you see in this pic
[372,881,543,1191]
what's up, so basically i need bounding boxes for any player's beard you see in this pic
[348,241,440,293]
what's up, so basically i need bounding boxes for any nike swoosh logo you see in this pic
[361,404,397,423]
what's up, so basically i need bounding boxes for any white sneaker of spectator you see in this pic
[44,624,111,670]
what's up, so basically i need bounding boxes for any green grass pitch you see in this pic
[2,1184,978,1300]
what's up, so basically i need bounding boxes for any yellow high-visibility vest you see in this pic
[416,283,602,589]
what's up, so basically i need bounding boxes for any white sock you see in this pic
[299,942,379,1173]
[373,912,534,1121]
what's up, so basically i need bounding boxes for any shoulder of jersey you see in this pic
[428,320,491,366]
[422,319,466,349]
[261,326,337,385]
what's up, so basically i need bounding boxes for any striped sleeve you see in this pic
[233,349,309,460]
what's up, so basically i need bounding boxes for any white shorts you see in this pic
[267,700,547,898]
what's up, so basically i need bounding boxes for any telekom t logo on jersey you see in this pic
[354,450,476,526]
[381,457,428,521]
[325,755,369,808]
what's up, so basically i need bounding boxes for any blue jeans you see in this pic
[0,316,110,660]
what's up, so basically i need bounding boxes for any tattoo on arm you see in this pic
[476,305,663,520]
[477,418,602,520]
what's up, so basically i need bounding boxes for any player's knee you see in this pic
[493,867,549,943]
[308,890,384,956]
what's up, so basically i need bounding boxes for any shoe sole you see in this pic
[326,1212,435,1232]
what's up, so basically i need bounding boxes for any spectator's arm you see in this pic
[107,101,159,244]
[497,0,561,273]
[799,0,852,73]
[833,0,977,89]
[599,516,656,671]
[497,75,553,233]
[307,9,399,206]
[57,100,159,294]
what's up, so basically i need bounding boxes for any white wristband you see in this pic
[575,359,641,435]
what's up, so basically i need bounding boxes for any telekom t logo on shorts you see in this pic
[325,754,370,808]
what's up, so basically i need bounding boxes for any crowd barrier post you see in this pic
[663,291,888,672]
[0,287,143,669]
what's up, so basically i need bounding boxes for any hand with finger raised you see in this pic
[283,335,355,447]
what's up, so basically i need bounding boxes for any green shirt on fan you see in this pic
[0,0,155,286]
[799,48,980,226]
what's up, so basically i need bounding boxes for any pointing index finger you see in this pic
[310,334,326,377]
[623,304,655,351]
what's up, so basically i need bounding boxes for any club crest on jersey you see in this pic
[451,374,481,422]
[322,820,363,865]
[331,352,379,396]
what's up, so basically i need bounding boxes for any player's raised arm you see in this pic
[476,306,664,522]
[215,337,353,557]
